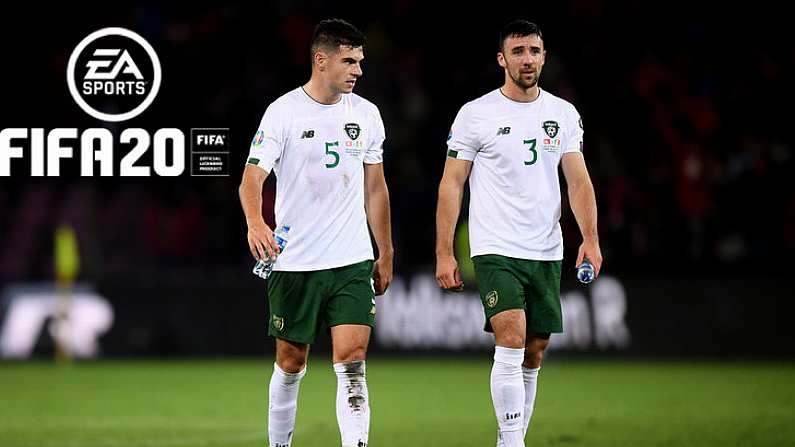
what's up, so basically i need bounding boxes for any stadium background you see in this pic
[1,2,793,446]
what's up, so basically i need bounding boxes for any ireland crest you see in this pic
[344,123,361,140]
[486,290,499,308]
[542,120,560,138]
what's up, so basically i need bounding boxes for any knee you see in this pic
[523,337,549,368]
[496,334,525,349]
[335,346,367,364]
[276,353,307,373]
[494,326,525,349]
[523,349,544,368]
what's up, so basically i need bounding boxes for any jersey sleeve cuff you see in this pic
[246,157,274,173]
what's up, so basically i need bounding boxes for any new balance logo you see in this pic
[301,130,315,139]
[506,412,521,420]
[497,126,511,135]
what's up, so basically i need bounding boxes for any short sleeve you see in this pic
[364,107,385,164]
[563,105,584,155]
[246,105,285,172]
[446,104,480,161]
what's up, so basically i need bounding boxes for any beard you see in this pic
[509,67,540,90]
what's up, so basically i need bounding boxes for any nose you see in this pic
[352,64,363,77]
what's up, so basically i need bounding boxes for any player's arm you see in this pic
[238,164,280,261]
[435,157,472,291]
[364,162,393,295]
[561,153,602,277]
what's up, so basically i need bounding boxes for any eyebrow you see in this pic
[342,57,363,63]
[510,45,542,52]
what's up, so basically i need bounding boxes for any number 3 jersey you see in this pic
[447,88,584,261]
[247,87,385,271]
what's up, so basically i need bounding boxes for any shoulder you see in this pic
[541,89,579,116]
[347,92,382,118]
[459,89,503,117]
[264,88,305,114]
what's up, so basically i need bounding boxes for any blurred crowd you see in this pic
[1,1,792,282]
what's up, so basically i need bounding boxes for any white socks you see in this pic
[269,360,370,447]
[334,360,370,447]
[491,347,526,447]
[497,363,542,447]
[522,366,540,435]
[268,363,306,447]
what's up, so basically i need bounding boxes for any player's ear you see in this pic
[497,52,507,68]
[314,50,327,71]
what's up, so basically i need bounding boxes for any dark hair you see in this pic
[311,19,366,57]
[498,20,543,52]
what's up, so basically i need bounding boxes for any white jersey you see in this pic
[447,88,584,261]
[247,87,385,271]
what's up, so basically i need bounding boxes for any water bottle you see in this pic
[576,258,595,284]
[252,225,290,280]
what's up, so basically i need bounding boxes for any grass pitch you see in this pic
[1,358,793,446]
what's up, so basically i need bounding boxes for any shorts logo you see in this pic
[252,130,264,147]
[486,290,499,308]
[344,123,361,140]
[497,126,511,135]
[67,27,162,122]
[272,315,285,332]
[542,120,560,138]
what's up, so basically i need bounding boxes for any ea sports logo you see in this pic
[67,27,161,122]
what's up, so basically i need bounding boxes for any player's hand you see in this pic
[435,255,464,292]
[372,255,393,296]
[246,218,280,261]
[576,238,603,279]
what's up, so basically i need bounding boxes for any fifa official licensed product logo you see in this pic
[542,120,560,138]
[67,27,162,122]
[272,315,285,332]
[344,123,361,140]
[486,290,499,308]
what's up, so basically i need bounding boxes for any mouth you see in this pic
[345,80,356,87]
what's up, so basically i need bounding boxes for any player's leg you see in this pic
[325,261,376,447]
[331,324,371,447]
[269,338,309,447]
[520,260,563,437]
[473,255,528,447]
[490,310,527,447]
[267,269,325,447]
[521,332,549,436]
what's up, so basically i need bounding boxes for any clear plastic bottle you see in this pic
[576,258,595,284]
[252,225,290,280]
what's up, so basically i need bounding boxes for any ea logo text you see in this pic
[82,49,146,95]
[67,28,161,122]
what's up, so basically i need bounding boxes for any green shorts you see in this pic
[472,254,563,334]
[266,260,375,344]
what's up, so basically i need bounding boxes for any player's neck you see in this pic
[303,78,342,105]
[500,82,540,103]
